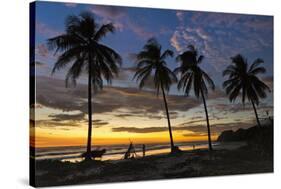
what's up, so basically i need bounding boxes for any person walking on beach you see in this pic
[142,144,146,157]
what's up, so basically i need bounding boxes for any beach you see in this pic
[33,141,273,187]
[35,141,245,162]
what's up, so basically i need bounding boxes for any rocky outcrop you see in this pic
[217,124,273,143]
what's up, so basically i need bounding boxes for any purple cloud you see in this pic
[170,12,273,71]
[36,21,61,37]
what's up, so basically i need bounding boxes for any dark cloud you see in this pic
[48,112,85,122]
[191,116,204,120]
[183,121,254,135]
[182,133,208,137]
[210,102,273,115]
[35,120,81,128]
[36,76,204,117]
[112,121,255,135]
[112,126,167,133]
[34,117,109,129]
[35,61,45,66]
[114,111,179,120]
[92,120,109,127]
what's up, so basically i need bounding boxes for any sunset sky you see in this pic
[31,1,273,148]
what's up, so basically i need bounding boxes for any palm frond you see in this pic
[65,55,85,87]
[223,54,269,106]
[52,46,85,74]
[202,71,215,90]
[94,23,115,41]
[248,58,264,73]
[160,49,174,61]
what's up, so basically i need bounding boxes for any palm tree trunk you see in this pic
[160,83,175,152]
[251,100,261,127]
[86,52,93,160]
[200,88,213,151]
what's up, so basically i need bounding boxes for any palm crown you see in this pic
[174,45,215,98]
[223,54,270,105]
[133,38,177,94]
[48,12,122,91]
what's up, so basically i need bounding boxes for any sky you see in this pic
[31,1,273,148]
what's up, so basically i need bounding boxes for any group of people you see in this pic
[124,142,146,159]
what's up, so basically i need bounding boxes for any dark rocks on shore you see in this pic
[217,122,273,157]
[217,123,273,143]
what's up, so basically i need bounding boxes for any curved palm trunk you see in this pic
[86,52,93,160]
[200,88,213,151]
[251,100,261,127]
[160,84,175,152]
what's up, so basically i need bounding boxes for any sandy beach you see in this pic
[34,142,273,187]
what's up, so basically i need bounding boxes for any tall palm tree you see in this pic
[174,45,215,151]
[48,12,122,160]
[133,38,177,153]
[223,54,270,127]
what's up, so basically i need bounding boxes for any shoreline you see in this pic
[35,141,246,162]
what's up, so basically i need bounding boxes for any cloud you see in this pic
[176,11,185,22]
[35,120,81,128]
[91,5,127,19]
[112,126,167,133]
[170,30,183,52]
[114,110,179,120]
[36,21,61,37]
[65,3,77,8]
[89,5,127,31]
[111,120,255,134]
[127,20,155,39]
[35,61,45,67]
[170,12,273,71]
[36,44,49,57]
[35,76,206,119]
[183,121,254,135]
[48,112,85,122]
[90,5,155,38]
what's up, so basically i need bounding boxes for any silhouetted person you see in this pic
[124,142,137,159]
[193,144,195,150]
[142,144,146,157]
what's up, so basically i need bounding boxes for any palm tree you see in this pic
[223,54,270,127]
[174,45,215,151]
[48,12,122,160]
[133,38,178,153]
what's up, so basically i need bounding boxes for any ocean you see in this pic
[35,141,243,162]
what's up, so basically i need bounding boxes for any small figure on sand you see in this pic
[193,144,196,150]
[124,141,137,159]
[142,144,146,157]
